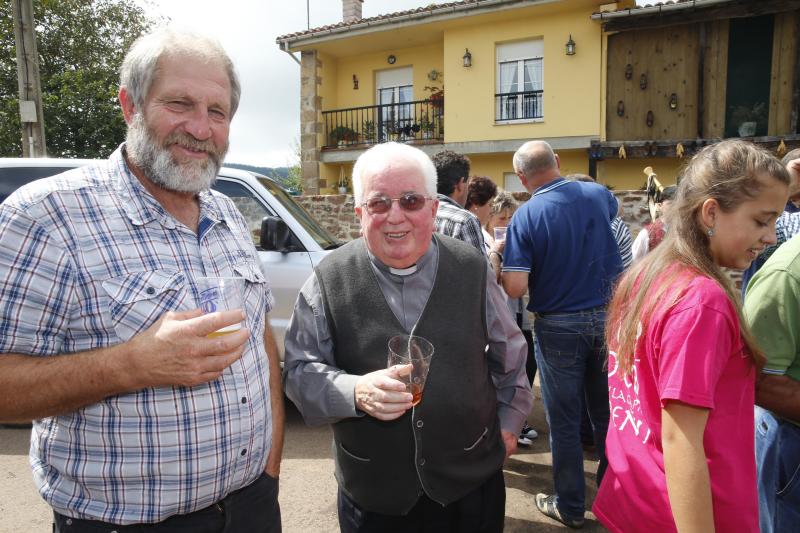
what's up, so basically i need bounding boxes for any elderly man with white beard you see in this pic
[0,29,283,532]
[283,142,531,533]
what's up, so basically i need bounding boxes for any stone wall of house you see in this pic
[295,190,743,287]
[296,190,653,242]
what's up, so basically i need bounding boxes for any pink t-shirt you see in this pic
[593,268,758,533]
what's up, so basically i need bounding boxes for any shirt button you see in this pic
[418,458,425,466]
[416,420,424,428]
[241,397,247,404]
[145,287,155,295]
[241,449,247,456]
[65,519,73,526]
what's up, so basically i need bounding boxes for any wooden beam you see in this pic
[588,134,800,160]
[601,0,800,33]
[697,21,707,139]
[792,9,800,134]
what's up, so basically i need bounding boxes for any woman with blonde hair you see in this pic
[593,140,789,532]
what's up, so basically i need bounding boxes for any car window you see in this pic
[212,178,285,249]
[0,167,77,203]
[254,177,340,250]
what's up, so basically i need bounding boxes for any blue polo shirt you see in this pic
[503,178,622,313]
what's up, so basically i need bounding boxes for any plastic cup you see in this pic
[493,226,508,242]
[195,277,245,337]
[387,334,435,406]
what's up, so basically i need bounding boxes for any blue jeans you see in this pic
[533,307,609,521]
[755,406,800,533]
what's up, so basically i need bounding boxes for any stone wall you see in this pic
[296,190,652,242]
[295,190,742,287]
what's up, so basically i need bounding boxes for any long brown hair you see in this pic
[607,140,789,376]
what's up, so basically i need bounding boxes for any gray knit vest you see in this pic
[316,235,504,515]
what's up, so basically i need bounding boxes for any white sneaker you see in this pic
[521,423,539,440]
[517,435,534,446]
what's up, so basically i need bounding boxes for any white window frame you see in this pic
[496,40,544,124]
[503,172,526,193]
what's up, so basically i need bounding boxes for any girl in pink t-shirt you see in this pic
[593,140,789,533]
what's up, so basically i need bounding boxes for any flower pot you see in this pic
[338,186,348,194]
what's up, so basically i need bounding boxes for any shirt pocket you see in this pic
[102,270,188,342]
[231,261,273,324]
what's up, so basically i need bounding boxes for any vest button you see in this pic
[418,458,426,466]
[416,420,424,428]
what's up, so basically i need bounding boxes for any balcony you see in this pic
[322,98,444,149]
[495,90,543,122]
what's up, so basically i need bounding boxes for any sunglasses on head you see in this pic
[362,192,430,214]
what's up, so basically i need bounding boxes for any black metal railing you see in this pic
[322,98,444,149]
[495,90,543,121]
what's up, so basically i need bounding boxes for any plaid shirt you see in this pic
[434,194,487,255]
[0,146,275,524]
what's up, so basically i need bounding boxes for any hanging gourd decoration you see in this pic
[618,145,627,159]
[777,139,787,157]
[640,73,648,90]
[625,64,633,80]
[646,110,654,127]
[676,142,685,158]
[617,100,625,117]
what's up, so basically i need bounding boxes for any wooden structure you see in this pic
[590,0,800,169]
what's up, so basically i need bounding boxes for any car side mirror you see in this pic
[260,216,292,253]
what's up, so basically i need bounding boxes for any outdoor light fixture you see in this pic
[669,93,678,110]
[387,54,396,64]
[463,48,472,68]
[352,75,359,90]
[565,35,576,56]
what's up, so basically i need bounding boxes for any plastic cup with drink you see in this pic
[387,334,435,406]
[195,277,245,338]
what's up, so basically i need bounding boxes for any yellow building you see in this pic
[276,0,800,194]
[277,0,635,194]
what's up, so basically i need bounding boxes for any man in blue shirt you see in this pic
[502,140,622,529]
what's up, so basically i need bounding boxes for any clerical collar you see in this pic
[366,238,437,277]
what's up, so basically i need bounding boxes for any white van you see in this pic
[0,158,340,360]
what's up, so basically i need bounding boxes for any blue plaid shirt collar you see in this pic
[109,144,228,230]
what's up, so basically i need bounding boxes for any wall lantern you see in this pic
[565,35,576,56]
[669,93,678,110]
[352,74,359,90]
[462,48,472,68]
[427,69,440,81]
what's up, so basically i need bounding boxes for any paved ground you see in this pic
[0,389,607,532]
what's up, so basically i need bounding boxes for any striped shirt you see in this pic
[0,146,275,524]
[611,217,633,269]
[434,194,487,255]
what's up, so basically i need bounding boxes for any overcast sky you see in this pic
[140,0,653,168]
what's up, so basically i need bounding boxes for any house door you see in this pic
[376,67,413,140]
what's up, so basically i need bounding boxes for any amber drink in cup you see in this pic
[387,334,434,406]
[196,277,245,337]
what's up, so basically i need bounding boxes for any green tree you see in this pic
[282,136,303,194]
[0,0,160,158]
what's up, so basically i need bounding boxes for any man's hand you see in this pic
[501,430,517,460]
[124,308,250,390]
[354,365,413,421]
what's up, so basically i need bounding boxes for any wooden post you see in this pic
[697,22,707,139]
[12,0,47,157]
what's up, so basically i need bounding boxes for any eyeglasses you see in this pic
[362,192,430,214]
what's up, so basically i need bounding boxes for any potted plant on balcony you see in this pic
[419,113,435,139]
[362,120,377,144]
[337,167,349,194]
[329,126,358,147]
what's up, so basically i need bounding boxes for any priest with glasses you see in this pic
[283,142,531,533]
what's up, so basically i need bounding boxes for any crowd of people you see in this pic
[1,26,798,533]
